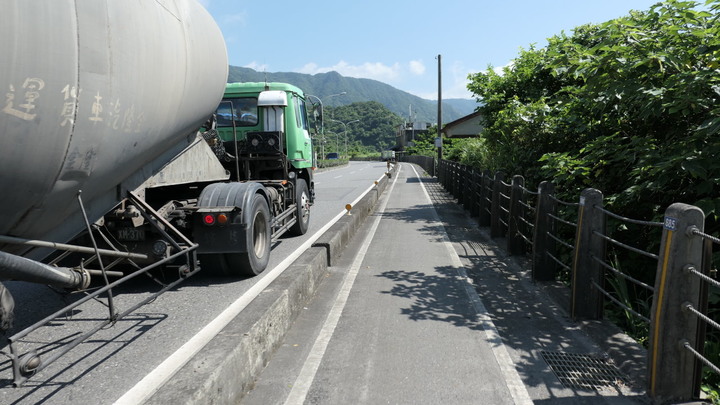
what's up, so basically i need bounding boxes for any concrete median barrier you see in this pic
[312,166,390,267]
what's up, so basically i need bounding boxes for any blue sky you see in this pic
[199,0,662,100]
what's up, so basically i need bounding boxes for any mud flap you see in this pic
[0,282,15,331]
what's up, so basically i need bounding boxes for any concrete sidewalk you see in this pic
[242,163,648,404]
[420,165,648,404]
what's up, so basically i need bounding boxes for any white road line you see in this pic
[284,166,401,405]
[334,175,343,179]
[114,172,389,405]
[409,164,533,405]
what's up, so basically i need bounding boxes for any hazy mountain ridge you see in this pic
[227,66,478,123]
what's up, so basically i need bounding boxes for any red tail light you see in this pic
[203,214,215,225]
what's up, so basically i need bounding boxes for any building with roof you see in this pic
[441,110,483,139]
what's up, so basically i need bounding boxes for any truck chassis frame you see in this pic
[1,191,200,387]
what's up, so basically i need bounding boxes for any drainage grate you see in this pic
[540,351,628,390]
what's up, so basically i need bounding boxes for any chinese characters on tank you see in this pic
[3,77,144,133]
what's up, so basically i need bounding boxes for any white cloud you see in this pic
[294,59,478,100]
[298,62,320,74]
[446,80,473,99]
[449,61,474,99]
[420,61,476,100]
[245,61,269,72]
[409,60,425,75]
[298,60,401,82]
[493,61,515,76]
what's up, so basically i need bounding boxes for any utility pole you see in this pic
[437,54,443,161]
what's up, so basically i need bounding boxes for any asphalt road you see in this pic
[0,161,389,405]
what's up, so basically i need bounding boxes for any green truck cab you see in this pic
[193,82,320,276]
[215,82,316,174]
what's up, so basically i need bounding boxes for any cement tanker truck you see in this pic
[0,0,317,385]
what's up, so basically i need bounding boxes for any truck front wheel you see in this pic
[289,179,310,236]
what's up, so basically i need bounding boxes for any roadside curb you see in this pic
[147,164,394,404]
[312,172,390,266]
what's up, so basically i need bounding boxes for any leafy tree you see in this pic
[404,125,438,157]
[467,0,720,223]
[446,137,491,168]
[324,102,404,154]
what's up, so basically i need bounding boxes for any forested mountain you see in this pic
[227,66,477,123]
[322,101,403,155]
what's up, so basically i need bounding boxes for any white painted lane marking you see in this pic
[114,170,389,405]
[409,164,533,405]
[284,166,401,405]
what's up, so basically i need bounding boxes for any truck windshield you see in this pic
[216,97,258,127]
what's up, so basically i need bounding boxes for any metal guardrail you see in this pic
[402,156,719,404]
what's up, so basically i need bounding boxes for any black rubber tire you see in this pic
[200,193,270,277]
[288,179,310,236]
[229,194,271,276]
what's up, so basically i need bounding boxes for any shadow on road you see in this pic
[0,312,166,404]
[373,166,647,403]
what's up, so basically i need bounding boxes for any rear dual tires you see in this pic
[201,193,270,277]
[232,194,271,275]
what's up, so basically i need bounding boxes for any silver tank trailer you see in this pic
[0,0,228,254]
